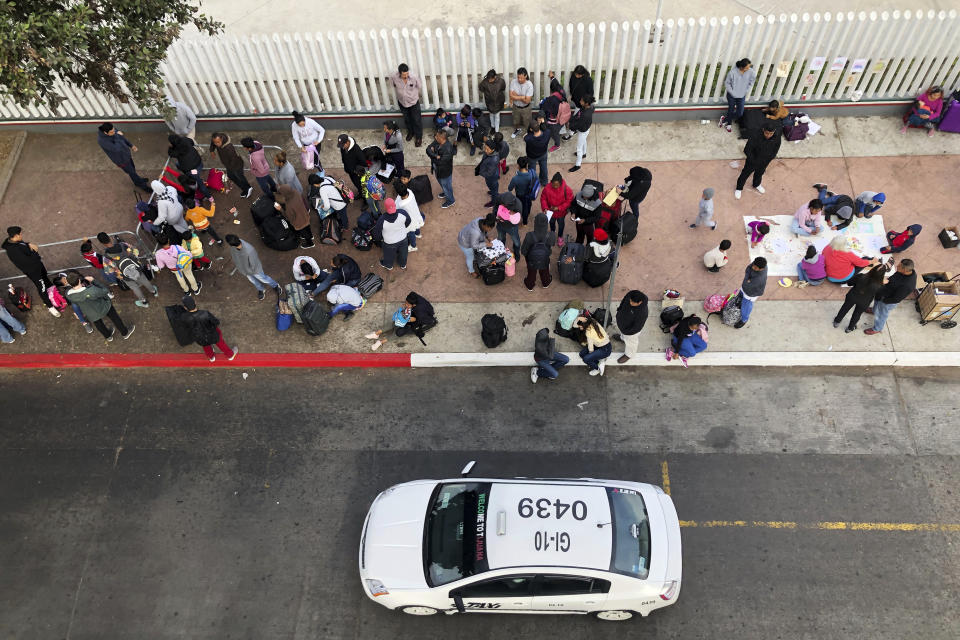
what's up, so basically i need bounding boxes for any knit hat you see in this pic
[383,198,397,214]
[835,205,853,219]
[579,184,596,200]
[703,188,715,199]
[873,192,886,203]
[593,228,609,242]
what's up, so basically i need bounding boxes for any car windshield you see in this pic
[607,488,651,579]
[425,482,491,586]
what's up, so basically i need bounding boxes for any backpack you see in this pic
[206,167,226,192]
[526,170,541,200]
[480,313,508,348]
[117,256,142,280]
[527,238,550,265]
[47,285,68,311]
[174,246,193,271]
[320,217,341,245]
[408,175,434,205]
[703,294,727,314]
[352,228,373,251]
[250,196,276,227]
[357,273,384,298]
[276,300,293,332]
[260,214,298,251]
[190,314,220,346]
[301,300,330,336]
[659,305,684,333]
[721,292,743,326]
[356,210,376,231]
[582,256,614,287]
[365,173,386,200]
[557,101,572,125]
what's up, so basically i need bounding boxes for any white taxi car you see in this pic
[359,470,681,621]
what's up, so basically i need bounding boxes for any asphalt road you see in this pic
[0,367,958,640]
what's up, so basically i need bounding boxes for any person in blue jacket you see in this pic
[97,123,149,191]
[665,314,707,368]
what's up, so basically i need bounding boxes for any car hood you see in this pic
[361,482,435,590]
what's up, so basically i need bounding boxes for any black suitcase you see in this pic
[557,235,586,284]
[260,214,298,251]
[479,262,506,285]
[250,195,275,226]
[165,304,194,346]
[582,257,614,287]
[408,174,434,205]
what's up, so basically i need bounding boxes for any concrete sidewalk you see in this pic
[1,114,958,365]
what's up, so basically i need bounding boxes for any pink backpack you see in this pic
[47,285,68,311]
[206,168,226,192]
[703,294,726,314]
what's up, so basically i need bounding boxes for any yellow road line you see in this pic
[679,520,960,532]
[660,461,671,496]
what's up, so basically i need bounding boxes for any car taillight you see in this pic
[365,579,389,597]
[659,580,678,600]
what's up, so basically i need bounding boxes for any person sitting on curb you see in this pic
[880,224,922,254]
[796,245,827,288]
[366,291,437,350]
[704,239,731,272]
[327,284,365,322]
[665,314,707,368]
[574,315,612,377]
[530,327,570,383]
[182,294,238,362]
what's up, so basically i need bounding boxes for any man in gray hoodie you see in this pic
[736,256,767,328]
[164,98,197,140]
[719,58,756,133]
[225,235,281,301]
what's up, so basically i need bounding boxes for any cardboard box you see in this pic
[938,226,959,248]
[919,281,960,320]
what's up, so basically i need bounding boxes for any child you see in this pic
[746,217,779,248]
[690,188,716,229]
[181,229,210,271]
[185,199,222,246]
[494,131,510,176]
[703,239,731,272]
[382,119,404,176]
[79,240,119,285]
[455,104,477,155]
[433,108,455,131]
[881,224,922,254]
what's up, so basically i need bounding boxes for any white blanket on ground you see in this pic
[743,215,887,277]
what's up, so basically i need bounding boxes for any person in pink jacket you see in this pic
[796,245,827,288]
[240,137,276,198]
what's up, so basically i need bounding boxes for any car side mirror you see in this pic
[453,593,465,613]
[460,461,476,476]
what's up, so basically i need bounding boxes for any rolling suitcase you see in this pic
[165,304,194,346]
[557,235,586,284]
[938,100,960,133]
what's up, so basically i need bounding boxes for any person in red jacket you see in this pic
[823,235,878,283]
[539,172,574,246]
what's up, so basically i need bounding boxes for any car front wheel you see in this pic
[594,609,635,621]
[398,605,440,616]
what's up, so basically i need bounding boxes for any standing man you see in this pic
[567,95,595,173]
[479,69,507,132]
[425,128,456,209]
[98,232,159,308]
[615,290,648,364]
[719,58,756,132]
[64,271,135,341]
[390,63,423,147]
[735,122,780,199]
[337,134,368,209]
[96,122,149,191]
[164,97,197,141]
[864,259,916,335]
[475,140,501,208]
[181,295,238,362]
[225,234,281,301]
[2,226,60,316]
[510,68,534,138]
[736,257,768,329]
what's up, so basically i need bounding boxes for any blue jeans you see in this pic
[118,160,149,190]
[529,153,548,185]
[855,201,881,217]
[380,239,408,269]
[256,174,277,198]
[438,174,455,204]
[791,219,823,237]
[817,188,842,206]
[407,230,418,249]
[247,271,279,292]
[183,163,212,198]
[329,302,361,318]
[740,296,755,323]
[71,303,87,323]
[460,244,475,273]
[0,303,26,343]
[536,352,570,379]
[498,224,521,255]
[871,300,896,331]
[579,343,612,370]
[485,175,499,201]
[796,262,825,285]
[725,93,745,124]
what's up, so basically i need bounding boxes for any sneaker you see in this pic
[833,320,841,328]
[813,183,828,191]
[679,356,689,368]
[718,115,727,128]
[755,185,765,194]
[208,238,216,246]
[371,339,384,350]
[135,299,149,308]
[733,320,746,329]
[561,134,573,141]
[415,232,422,238]
[899,126,908,134]
[439,193,447,200]
[689,223,697,229]
[734,190,742,200]
[378,261,393,271]
[153,287,160,297]
[48,306,61,317]
[469,147,476,156]
[105,328,116,342]
[865,306,874,314]
[408,246,418,252]
[122,324,136,340]
[617,355,630,364]
[840,283,852,288]
[208,355,216,362]
[927,128,935,137]
[257,289,266,301]
[512,129,521,139]
[548,145,560,152]
[194,281,203,295]
[844,325,856,333]
[343,311,354,322]
[598,360,606,376]
[796,280,809,289]
[482,201,494,208]
[725,124,732,133]
[864,328,881,335]
[665,347,675,361]
[83,323,94,334]
[568,165,581,172]
[542,280,551,289]
[365,331,381,340]
[243,187,254,199]
[441,200,456,209]
[301,241,316,249]
[400,265,407,270]
[228,346,239,361]
[530,367,539,384]
[588,368,601,376]
[525,285,535,292]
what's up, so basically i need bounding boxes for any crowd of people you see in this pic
[2,60,946,371]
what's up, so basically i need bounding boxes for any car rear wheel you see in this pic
[594,609,635,621]
[399,605,440,616]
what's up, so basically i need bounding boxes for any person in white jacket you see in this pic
[373,198,413,271]
[327,284,364,321]
[307,174,349,230]
[394,183,424,251]
[291,110,325,171]
[151,180,188,232]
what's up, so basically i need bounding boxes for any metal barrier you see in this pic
[0,230,152,283]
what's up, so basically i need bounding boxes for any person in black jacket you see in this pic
[615,290,648,363]
[209,132,253,198]
[568,95,595,173]
[425,128,456,209]
[616,166,653,218]
[475,140,501,208]
[338,134,368,209]
[520,213,556,290]
[2,226,59,315]
[735,122,781,199]
[182,294,238,362]
[531,327,570,383]
[864,259,917,335]
[168,134,212,199]
[564,65,594,139]
[833,263,886,333]
[96,123,149,190]
[366,291,436,348]
[570,183,602,244]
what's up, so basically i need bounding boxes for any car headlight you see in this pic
[365,579,389,597]
[659,580,679,601]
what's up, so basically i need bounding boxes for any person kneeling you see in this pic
[366,292,436,349]
[327,284,364,321]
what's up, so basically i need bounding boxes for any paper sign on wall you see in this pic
[827,69,842,83]
[845,73,859,86]
[830,57,847,71]
[810,56,826,71]
[803,73,816,86]
[851,58,868,74]
[776,61,790,78]
[871,59,887,73]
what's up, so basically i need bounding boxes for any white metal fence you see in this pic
[1,10,958,121]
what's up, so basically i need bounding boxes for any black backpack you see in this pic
[612,212,638,245]
[659,305,684,333]
[527,238,550,265]
[260,214,298,251]
[301,300,330,336]
[481,313,508,348]
[408,175,434,205]
[357,273,384,298]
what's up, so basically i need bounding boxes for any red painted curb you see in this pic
[0,353,412,369]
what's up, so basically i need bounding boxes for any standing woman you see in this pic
[540,172,574,245]
[209,132,253,199]
[275,184,314,249]
[719,58,756,132]
[832,264,886,333]
[274,151,303,195]
[567,94,595,173]
[240,138,276,198]
[541,75,567,152]
[383,120,405,176]
[291,111,325,171]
